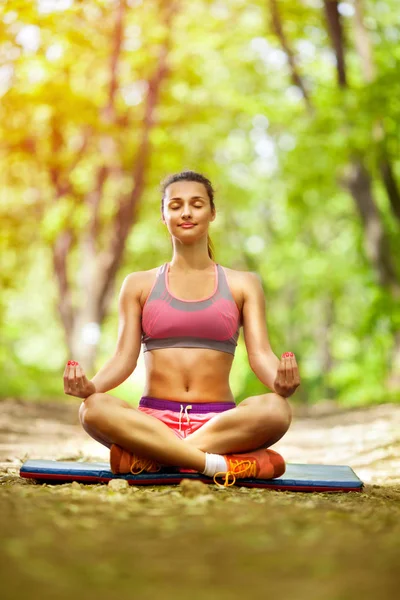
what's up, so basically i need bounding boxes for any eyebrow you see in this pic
[168,196,206,203]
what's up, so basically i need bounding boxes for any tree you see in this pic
[1,0,179,371]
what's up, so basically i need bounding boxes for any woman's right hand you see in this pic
[63,361,96,399]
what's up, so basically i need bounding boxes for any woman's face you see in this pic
[162,180,216,239]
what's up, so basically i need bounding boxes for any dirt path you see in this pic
[1,398,400,600]
[1,398,399,485]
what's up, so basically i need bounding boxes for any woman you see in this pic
[63,171,300,487]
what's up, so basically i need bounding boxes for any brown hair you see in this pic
[160,170,216,260]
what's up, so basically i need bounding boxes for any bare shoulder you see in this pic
[122,267,160,303]
[220,266,261,312]
[123,267,158,282]
[222,265,261,290]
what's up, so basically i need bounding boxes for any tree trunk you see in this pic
[51,0,178,372]
[319,297,336,400]
[387,330,400,391]
[269,0,400,391]
[351,0,400,387]
[323,0,347,87]
[379,152,400,223]
[353,0,400,224]
[268,0,313,114]
[342,160,399,291]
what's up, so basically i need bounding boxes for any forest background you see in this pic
[1,0,400,408]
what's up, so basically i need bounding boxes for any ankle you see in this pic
[201,453,228,477]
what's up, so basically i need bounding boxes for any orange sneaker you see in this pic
[214,448,286,488]
[110,444,162,475]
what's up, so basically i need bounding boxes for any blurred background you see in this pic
[1,0,399,408]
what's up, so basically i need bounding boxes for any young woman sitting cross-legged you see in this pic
[63,171,300,487]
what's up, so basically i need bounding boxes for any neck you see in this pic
[169,247,214,272]
[169,257,215,272]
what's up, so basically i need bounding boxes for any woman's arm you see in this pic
[90,273,143,394]
[242,272,277,390]
[242,272,300,396]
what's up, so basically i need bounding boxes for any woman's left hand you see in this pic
[273,352,300,398]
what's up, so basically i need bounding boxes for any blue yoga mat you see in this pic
[20,460,364,492]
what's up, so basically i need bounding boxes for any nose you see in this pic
[181,205,193,218]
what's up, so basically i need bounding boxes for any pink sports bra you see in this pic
[141,263,241,355]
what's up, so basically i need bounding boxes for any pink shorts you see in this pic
[138,396,236,440]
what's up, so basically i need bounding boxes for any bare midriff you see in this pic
[139,264,244,404]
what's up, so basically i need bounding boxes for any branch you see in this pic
[86,164,109,247]
[48,120,91,344]
[52,230,75,347]
[98,2,179,319]
[102,0,127,122]
[85,0,127,251]
[268,0,313,114]
[353,0,375,82]
[353,0,400,223]
[341,160,399,290]
[323,0,347,87]
[379,150,400,223]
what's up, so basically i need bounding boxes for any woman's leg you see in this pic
[79,393,205,471]
[183,393,292,455]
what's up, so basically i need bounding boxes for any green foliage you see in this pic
[1,0,400,404]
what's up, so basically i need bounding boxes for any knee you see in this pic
[79,393,108,426]
[256,393,292,435]
[268,393,292,428]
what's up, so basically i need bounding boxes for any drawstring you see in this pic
[185,405,192,428]
[178,404,192,433]
[179,405,183,432]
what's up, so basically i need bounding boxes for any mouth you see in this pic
[180,224,196,228]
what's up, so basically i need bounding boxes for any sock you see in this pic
[202,452,228,477]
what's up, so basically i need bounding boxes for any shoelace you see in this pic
[213,459,258,488]
[130,456,162,475]
[178,404,192,433]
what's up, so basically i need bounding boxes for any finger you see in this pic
[63,363,70,391]
[289,355,299,384]
[278,355,288,389]
[287,353,299,386]
[286,357,294,386]
[63,362,71,378]
[79,368,91,392]
[292,365,301,387]
[75,364,85,392]
[280,353,288,378]
[292,359,299,380]
[68,361,77,388]
[72,362,81,391]
[276,357,286,386]
[63,360,74,379]
[282,355,294,386]
[65,361,76,392]
[288,355,300,385]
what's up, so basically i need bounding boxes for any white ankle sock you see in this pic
[202,453,228,477]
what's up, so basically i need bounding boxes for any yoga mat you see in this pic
[20,460,364,492]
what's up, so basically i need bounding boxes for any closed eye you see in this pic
[171,205,203,210]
